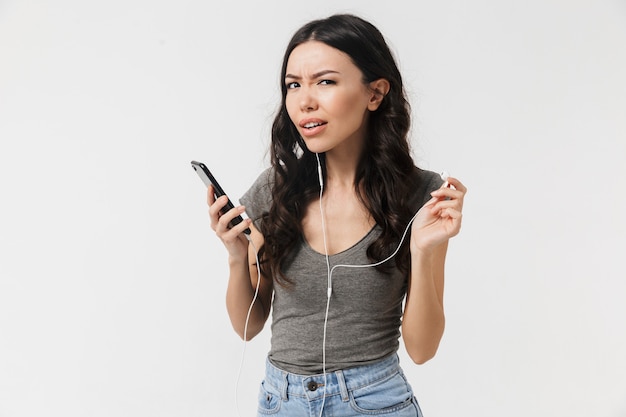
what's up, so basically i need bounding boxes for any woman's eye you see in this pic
[318,79,336,85]
[286,82,300,89]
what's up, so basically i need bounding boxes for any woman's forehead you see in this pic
[285,41,356,75]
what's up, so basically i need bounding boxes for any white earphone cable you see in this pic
[235,159,448,417]
[235,234,261,417]
[314,158,446,417]
[315,153,332,417]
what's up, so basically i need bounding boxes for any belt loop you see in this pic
[335,370,349,402]
[281,371,289,401]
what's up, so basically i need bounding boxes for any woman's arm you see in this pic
[208,188,273,341]
[224,225,273,340]
[401,241,447,364]
[401,177,466,364]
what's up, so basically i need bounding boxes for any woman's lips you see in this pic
[299,119,327,137]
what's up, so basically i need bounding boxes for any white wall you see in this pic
[1,0,625,416]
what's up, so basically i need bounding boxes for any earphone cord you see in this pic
[331,209,420,274]
[235,234,262,417]
[316,153,332,417]
[236,206,420,417]
[317,209,421,417]
[314,155,428,417]
[237,155,433,417]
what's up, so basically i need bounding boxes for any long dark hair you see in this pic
[260,14,417,286]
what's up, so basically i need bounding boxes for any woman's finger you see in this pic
[431,186,464,202]
[430,199,462,214]
[208,195,230,231]
[445,176,467,194]
[215,205,247,234]
[207,185,215,205]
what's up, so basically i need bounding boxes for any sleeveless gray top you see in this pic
[240,167,443,374]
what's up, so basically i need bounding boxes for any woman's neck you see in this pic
[323,138,364,189]
[324,152,360,190]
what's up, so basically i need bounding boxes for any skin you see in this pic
[208,40,467,363]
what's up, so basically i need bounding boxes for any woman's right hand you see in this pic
[207,185,253,262]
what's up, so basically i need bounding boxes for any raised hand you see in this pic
[207,185,253,262]
[410,177,466,253]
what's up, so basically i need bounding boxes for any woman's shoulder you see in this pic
[239,166,275,224]
[411,166,443,187]
[407,166,444,210]
[250,166,275,191]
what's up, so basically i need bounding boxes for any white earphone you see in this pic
[236,155,449,417]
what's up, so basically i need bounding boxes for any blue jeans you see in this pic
[257,354,424,416]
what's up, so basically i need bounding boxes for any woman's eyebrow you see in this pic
[285,70,340,80]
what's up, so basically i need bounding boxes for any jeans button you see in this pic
[307,381,318,391]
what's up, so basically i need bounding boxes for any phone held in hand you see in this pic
[191,160,251,235]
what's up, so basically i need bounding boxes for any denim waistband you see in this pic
[264,354,401,401]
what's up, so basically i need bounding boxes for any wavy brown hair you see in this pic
[259,14,420,286]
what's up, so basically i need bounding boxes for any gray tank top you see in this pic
[240,167,442,374]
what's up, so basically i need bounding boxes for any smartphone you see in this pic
[191,160,251,235]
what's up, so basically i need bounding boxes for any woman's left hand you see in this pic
[410,177,466,253]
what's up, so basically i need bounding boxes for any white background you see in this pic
[1,0,625,416]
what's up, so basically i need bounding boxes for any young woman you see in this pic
[208,14,466,417]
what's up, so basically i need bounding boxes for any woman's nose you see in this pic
[300,87,318,111]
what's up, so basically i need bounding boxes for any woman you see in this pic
[208,14,466,417]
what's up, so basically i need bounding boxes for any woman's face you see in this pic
[284,41,378,156]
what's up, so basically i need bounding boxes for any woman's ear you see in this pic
[368,78,391,111]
